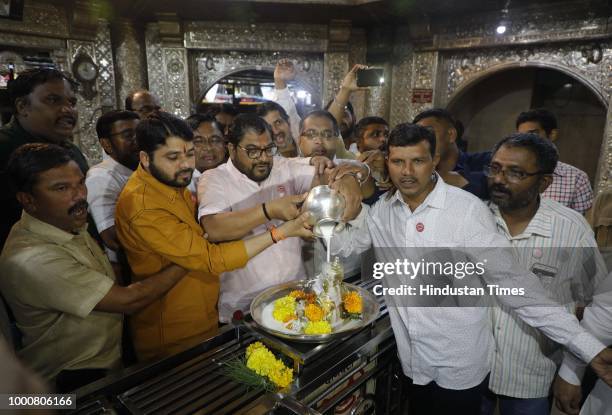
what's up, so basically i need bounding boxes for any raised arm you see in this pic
[329,64,368,160]
[273,59,301,141]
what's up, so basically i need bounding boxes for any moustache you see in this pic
[490,184,511,195]
[253,163,271,169]
[175,168,194,177]
[68,200,88,215]
[56,115,77,125]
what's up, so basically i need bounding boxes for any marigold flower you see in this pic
[304,320,332,334]
[304,293,317,304]
[289,290,306,299]
[273,296,296,322]
[304,303,324,322]
[246,341,265,359]
[268,363,294,388]
[246,346,277,376]
[245,342,294,388]
[343,291,363,314]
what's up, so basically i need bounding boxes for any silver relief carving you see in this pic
[439,42,611,190]
[113,20,147,107]
[95,23,117,110]
[0,33,65,50]
[0,0,68,38]
[433,11,610,50]
[389,49,414,126]
[444,43,612,104]
[163,48,190,118]
[405,51,438,121]
[145,24,166,107]
[323,52,349,106]
[193,51,324,108]
[184,22,328,53]
[68,21,118,164]
[145,24,190,118]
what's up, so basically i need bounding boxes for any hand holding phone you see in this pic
[356,68,384,87]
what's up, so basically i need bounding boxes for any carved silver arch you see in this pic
[445,61,608,109]
[438,42,612,191]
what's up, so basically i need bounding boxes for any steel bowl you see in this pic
[301,185,346,238]
[249,280,380,343]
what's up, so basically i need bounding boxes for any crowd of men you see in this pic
[0,60,610,415]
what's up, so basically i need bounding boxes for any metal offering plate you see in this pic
[249,280,379,343]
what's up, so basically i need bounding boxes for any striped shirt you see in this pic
[542,161,593,215]
[488,198,607,398]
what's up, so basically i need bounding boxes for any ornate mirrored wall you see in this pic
[144,18,369,120]
[391,5,612,191]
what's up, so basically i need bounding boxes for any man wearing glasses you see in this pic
[197,113,364,322]
[482,133,607,415]
[298,110,341,161]
[86,110,139,271]
[185,114,227,195]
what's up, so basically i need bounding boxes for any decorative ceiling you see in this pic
[80,0,609,27]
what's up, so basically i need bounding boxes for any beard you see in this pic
[233,158,272,183]
[117,153,140,171]
[489,182,540,211]
[149,161,193,188]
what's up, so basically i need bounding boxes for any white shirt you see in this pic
[86,157,133,262]
[488,199,607,398]
[332,177,606,390]
[188,168,202,195]
[197,157,315,322]
[558,272,612,415]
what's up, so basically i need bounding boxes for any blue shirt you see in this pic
[454,150,491,200]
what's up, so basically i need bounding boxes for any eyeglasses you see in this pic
[194,136,225,147]
[237,144,278,159]
[110,129,136,142]
[483,164,545,183]
[301,129,336,142]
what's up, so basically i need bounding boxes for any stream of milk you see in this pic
[318,222,336,263]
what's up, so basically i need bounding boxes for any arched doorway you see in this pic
[447,67,607,185]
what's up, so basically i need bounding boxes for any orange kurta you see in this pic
[115,165,248,361]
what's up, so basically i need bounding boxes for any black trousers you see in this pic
[404,374,489,415]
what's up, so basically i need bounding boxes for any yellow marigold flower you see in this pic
[246,341,265,359]
[289,290,306,299]
[343,291,363,314]
[273,296,296,322]
[268,364,294,388]
[246,346,276,376]
[304,303,324,322]
[245,342,294,389]
[304,320,332,335]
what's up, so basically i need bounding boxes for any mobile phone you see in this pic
[357,68,384,87]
